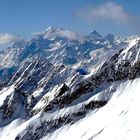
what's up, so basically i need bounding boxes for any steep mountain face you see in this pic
[0,26,140,140]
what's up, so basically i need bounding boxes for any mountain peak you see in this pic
[90,30,102,38]
[105,34,115,42]
[45,26,56,32]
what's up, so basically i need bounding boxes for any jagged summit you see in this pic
[105,33,115,42]
[44,26,65,33]
[44,25,56,32]
[35,26,79,41]
[89,30,102,38]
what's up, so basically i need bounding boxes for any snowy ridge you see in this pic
[46,78,140,140]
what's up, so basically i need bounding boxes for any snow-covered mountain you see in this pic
[0,26,140,140]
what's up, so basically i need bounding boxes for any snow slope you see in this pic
[1,78,140,140]
[48,78,140,140]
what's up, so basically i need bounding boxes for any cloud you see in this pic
[77,2,135,25]
[0,33,23,45]
[56,30,80,40]
[33,28,81,40]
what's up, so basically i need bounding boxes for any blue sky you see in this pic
[0,0,140,42]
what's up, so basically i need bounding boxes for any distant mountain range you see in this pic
[0,26,140,140]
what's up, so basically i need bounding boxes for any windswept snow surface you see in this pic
[1,78,140,140]
[0,86,15,107]
[43,78,140,140]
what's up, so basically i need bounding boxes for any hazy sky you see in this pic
[0,0,139,43]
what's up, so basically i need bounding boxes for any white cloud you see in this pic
[57,30,80,40]
[33,29,81,41]
[77,2,135,24]
[0,33,22,45]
